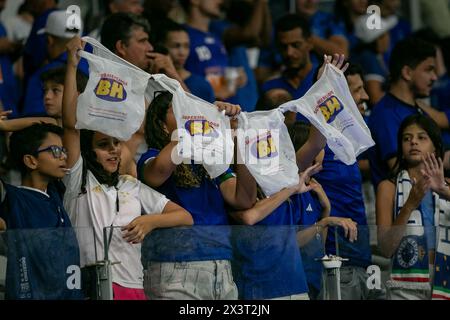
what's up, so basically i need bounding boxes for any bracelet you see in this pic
[314,222,320,234]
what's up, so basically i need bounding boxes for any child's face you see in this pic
[164,30,190,70]
[43,81,63,118]
[401,124,436,166]
[92,132,122,174]
[33,133,68,179]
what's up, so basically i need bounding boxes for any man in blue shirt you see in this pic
[155,20,215,103]
[261,14,318,102]
[23,0,58,84]
[22,10,87,117]
[368,38,446,191]
[180,0,245,102]
[208,0,272,111]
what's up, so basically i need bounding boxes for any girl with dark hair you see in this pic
[62,37,193,300]
[137,90,256,300]
[376,114,450,299]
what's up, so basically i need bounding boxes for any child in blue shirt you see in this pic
[0,123,83,300]
[137,90,256,300]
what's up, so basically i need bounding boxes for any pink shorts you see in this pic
[112,283,148,300]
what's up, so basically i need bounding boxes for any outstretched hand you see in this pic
[421,152,447,194]
[317,54,349,80]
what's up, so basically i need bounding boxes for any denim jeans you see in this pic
[144,260,238,300]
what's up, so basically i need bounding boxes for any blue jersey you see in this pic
[0,181,83,300]
[261,64,317,100]
[352,50,388,87]
[185,72,215,103]
[298,191,324,293]
[0,23,19,117]
[309,11,346,40]
[22,52,89,117]
[184,24,228,95]
[23,8,58,82]
[314,146,371,268]
[210,20,259,111]
[231,195,308,299]
[367,93,434,190]
[137,149,233,262]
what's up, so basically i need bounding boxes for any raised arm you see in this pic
[230,186,298,225]
[296,125,326,171]
[216,102,257,210]
[416,100,449,129]
[310,35,349,58]
[0,111,57,132]
[62,36,84,169]
[222,0,267,48]
[230,163,321,225]
[141,141,179,188]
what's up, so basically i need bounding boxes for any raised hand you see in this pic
[421,152,448,196]
[65,36,85,68]
[214,101,241,118]
[317,54,349,80]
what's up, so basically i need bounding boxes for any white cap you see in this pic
[37,10,83,38]
[354,14,398,43]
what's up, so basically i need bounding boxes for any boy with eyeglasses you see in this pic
[0,123,83,300]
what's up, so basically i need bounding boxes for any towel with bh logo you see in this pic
[236,108,299,196]
[279,63,374,165]
[76,48,150,141]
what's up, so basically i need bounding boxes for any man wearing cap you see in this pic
[351,13,398,106]
[22,10,88,117]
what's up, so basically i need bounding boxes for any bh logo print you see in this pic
[251,131,278,159]
[319,95,344,123]
[95,77,127,102]
[185,120,218,138]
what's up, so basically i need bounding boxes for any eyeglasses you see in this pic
[35,145,68,159]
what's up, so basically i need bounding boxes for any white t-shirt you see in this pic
[63,156,169,289]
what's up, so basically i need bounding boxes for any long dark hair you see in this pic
[389,115,443,181]
[79,129,120,194]
[144,91,208,188]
